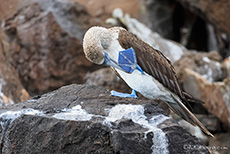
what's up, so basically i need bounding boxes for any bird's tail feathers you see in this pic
[182,92,205,104]
[167,94,214,137]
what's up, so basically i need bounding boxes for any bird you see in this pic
[83,26,214,137]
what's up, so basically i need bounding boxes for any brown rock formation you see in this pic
[183,68,230,127]
[0,29,30,105]
[74,0,142,22]
[177,0,230,35]
[2,1,101,94]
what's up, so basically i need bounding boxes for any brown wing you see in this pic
[118,29,184,99]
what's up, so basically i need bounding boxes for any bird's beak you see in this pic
[103,51,127,72]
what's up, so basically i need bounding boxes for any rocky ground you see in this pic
[0,84,210,154]
[0,0,230,153]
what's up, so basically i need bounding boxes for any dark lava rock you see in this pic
[177,0,230,35]
[176,0,230,58]
[0,84,210,154]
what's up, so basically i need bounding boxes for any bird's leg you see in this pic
[136,64,144,74]
[110,89,137,98]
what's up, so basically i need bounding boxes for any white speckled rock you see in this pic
[0,84,210,154]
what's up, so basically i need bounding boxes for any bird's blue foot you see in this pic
[110,89,137,98]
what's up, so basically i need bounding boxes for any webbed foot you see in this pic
[110,89,137,98]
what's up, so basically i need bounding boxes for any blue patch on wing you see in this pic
[118,48,137,73]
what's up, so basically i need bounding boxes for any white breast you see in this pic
[116,69,175,102]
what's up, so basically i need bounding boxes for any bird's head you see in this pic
[83,26,125,71]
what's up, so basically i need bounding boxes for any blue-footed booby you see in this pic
[83,26,214,137]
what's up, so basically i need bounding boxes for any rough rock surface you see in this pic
[74,0,142,22]
[0,29,30,106]
[0,84,210,154]
[143,0,176,40]
[174,51,227,83]
[0,0,34,21]
[208,133,230,154]
[176,0,230,58]
[182,68,230,127]
[177,0,230,35]
[2,0,101,95]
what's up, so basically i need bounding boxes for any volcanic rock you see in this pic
[174,51,227,83]
[176,0,230,58]
[74,0,142,23]
[0,84,210,154]
[1,0,101,95]
[177,0,230,35]
[0,29,29,106]
[182,68,230,127]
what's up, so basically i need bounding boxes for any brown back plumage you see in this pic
[117,29,183,98]
[116,28,213,137]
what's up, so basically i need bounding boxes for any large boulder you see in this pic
[176,0,230,35]
[1,0,101,95]
[174,51,230,128]
[174,51,227,83]
[182,68,230,128]
[176,0,230,58]
[0,84,210,153]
